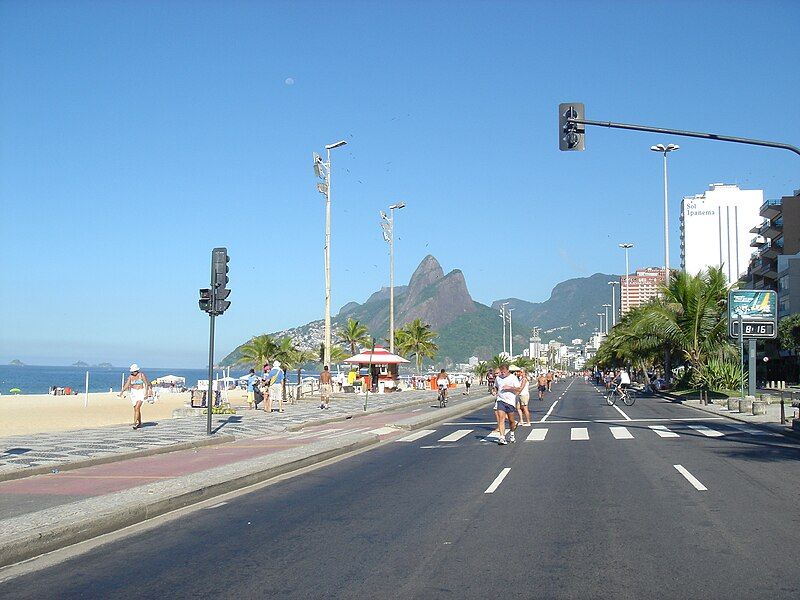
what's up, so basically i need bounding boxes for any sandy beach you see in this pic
[0,390,249,437]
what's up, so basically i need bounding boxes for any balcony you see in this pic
[755,217,783,239]
[750,235,766,247]
[760,198,782,219]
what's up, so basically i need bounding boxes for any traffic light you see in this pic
[559,103,585,151]
[214,287,231,315]
[199,288,213,314]
[210,247,231,316]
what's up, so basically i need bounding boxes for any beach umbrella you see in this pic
[9,388,21,394]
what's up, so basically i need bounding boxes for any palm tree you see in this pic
[319,343,348,366]
[337,318,371,356]
[489,354,507,370]
[473,361,489,384]
[395,318,438,374]
[236,334,278,371]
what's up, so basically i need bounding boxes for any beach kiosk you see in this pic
[343,346,409,393]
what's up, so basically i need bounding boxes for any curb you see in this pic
[655,392,800,441]
[0,435,236,484]
[0,393,493,568]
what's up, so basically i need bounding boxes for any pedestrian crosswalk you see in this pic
[394,423,783,445]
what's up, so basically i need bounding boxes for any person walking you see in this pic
[517,367,532,426]
[265,360,285,412]
[120,363,150,430]
[246,368,261,409]
[537,372,548,401]
[491,363,521,445]
[464,374,472,395]
[487,369,496,394]
[319,365,333,409]
[546,370,554,392]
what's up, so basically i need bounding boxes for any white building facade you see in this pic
[680,183,763,284]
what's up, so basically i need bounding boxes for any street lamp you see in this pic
[380,202,406,354]
[618,243,634,315]
[608,281,618,327]
[500,302,509,355]
[650,143,679,286]
[313,140,348,368]
[602,304,611,334]
[508,308,515,357]
[597,313,605,336]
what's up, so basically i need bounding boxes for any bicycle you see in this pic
[606,384,636,406]
[437,385,448,408]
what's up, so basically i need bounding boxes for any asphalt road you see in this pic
[2,377,799,599]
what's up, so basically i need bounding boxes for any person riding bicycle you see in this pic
[437,369,451,400]
[615,368,631,392]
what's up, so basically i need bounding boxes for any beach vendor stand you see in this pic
[343,346,409,393]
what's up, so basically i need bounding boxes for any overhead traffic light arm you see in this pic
[566,114,800,156]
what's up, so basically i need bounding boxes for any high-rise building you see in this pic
[620,267,668,315]
[680,183,763,284]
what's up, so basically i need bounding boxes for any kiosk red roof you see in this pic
[343,346,410,364]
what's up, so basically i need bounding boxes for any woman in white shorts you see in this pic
[516,368,532,426]
[121,363,150,429]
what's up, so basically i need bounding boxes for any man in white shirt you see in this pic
[617,368,631,391]
[491,363,522,445]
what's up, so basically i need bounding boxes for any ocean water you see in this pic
[0,365,319,395]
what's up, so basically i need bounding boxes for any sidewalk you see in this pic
[657,391,800,438]
[0,386,493,567]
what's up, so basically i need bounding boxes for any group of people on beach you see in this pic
[489,365,557,445]
[243,363,334,412]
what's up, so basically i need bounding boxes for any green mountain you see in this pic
[220,255,617,367]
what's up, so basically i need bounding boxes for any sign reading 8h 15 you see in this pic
[728,290,777,339]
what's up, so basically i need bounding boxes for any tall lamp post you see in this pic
[313,140,348,368]
[602,304,611,334]
[608,281,618,327]
[508,308,515,358]
[650,143,679,286]
[500,302,509,355]
[618,243,634,315]
[380,202,406,354]
[597,313,605,336]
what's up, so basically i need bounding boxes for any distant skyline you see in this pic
[2,1,798,367]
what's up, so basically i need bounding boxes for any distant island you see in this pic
[96,362,114,368]
[72,361,89,367]
[9,359,25,366]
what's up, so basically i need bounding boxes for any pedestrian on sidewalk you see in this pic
[246,369,261,409]
[517,367,532,426]
[266,361,285,412]
[487,369,496,394]
[491,363,522,445]
[120,363,150,430]
[319,365,333,409]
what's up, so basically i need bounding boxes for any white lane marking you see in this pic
[610,426,634,439]
[368,426,401,436]
[420,445,458,449]
[526,428,548,441]
[441,417,727,426]
[411,408,423,413]
[689,425,725,437]
[728,424,780,437]
[650,425,680,438]
[397,429,437,442]
[206,501,228,509]
[674,464,708,491]
[325,427,371,439]
[540,400,558,422]
[438,429,473,442]
[571,427,590,440]
[484,468,511,494]
[611,404,632,421]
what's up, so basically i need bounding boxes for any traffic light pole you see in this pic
[206,313,215,435]
[567,117,800,156]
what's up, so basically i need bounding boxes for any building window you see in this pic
[780,298,790,313]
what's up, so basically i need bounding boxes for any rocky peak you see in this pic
[405,255,444,299]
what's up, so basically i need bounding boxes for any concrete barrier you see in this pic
[727,397,739,412]
[752,400,768,415]
[739,395,755,414]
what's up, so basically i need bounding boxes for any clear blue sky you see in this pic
[2,1,798,368]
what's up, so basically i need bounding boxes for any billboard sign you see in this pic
[728,289,777,339]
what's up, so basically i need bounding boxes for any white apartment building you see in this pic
[680,183,763,284]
